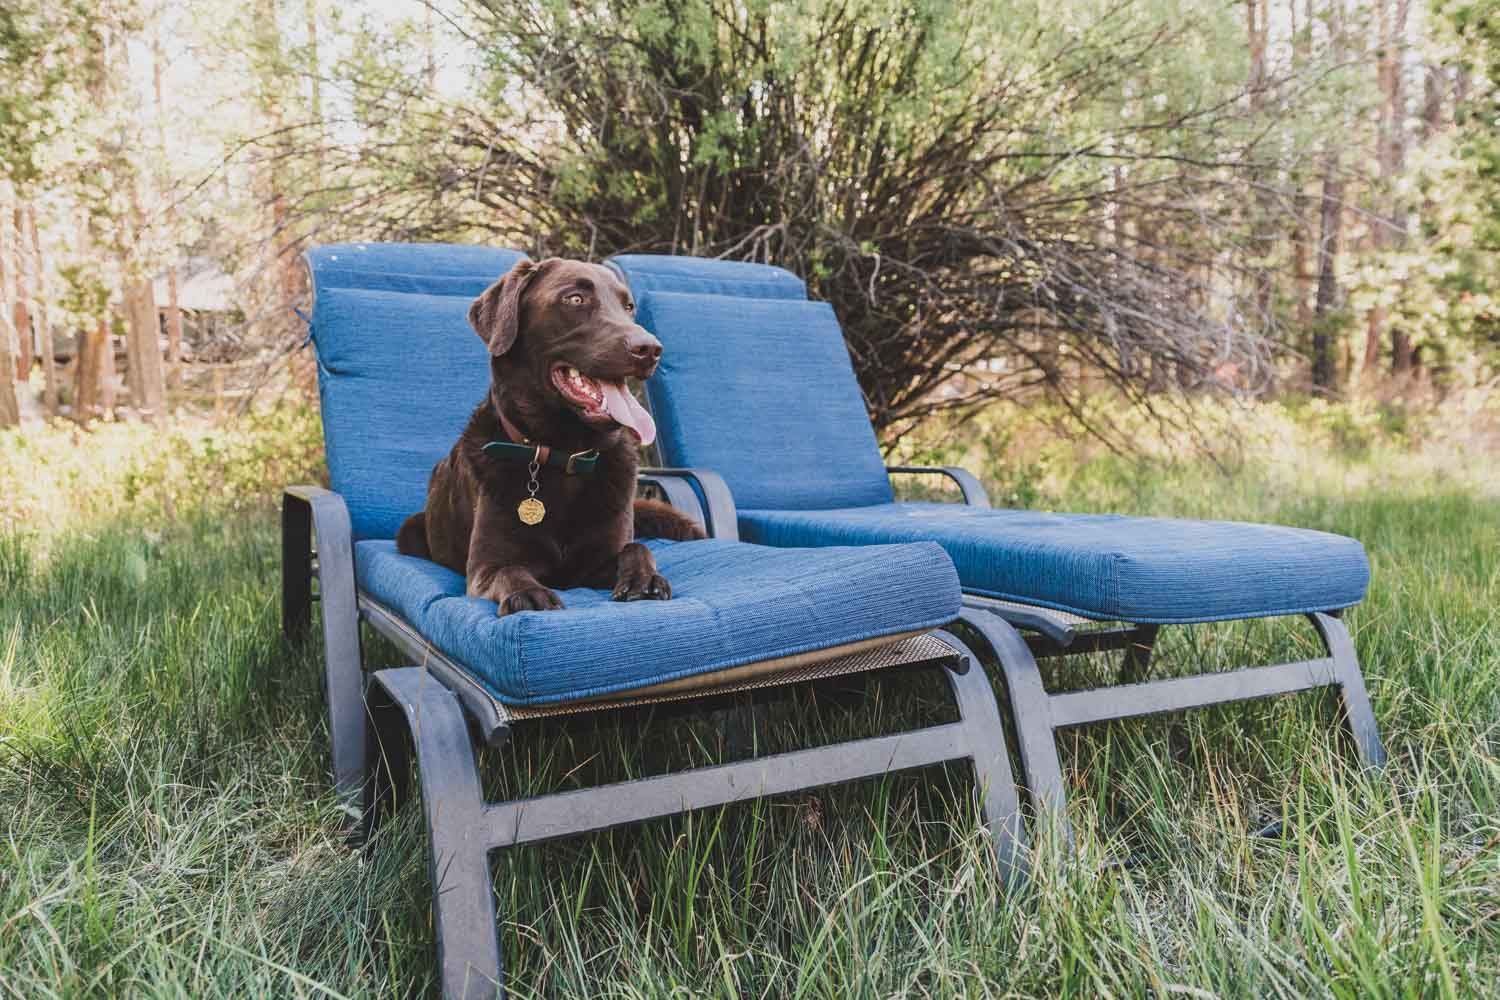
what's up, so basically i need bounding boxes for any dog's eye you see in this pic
[563,293,587,307]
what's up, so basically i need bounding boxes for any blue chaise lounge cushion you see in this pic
[738,504,1370,624]
[306,243,526,540]
[636,292,894,511]
[355,537,962,706]
[608,254,808,300]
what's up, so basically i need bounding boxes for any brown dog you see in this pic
[395,258,704,616]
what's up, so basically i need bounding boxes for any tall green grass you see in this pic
[2,404,1497,997]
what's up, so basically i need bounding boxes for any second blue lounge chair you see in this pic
[608,253,1388,841]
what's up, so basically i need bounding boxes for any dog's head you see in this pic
[468,258,660,447]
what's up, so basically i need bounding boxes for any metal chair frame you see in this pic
[283,473,1026,1000]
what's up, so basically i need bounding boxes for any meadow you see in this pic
[1,399,1496,998]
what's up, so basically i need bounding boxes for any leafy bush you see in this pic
[0,404,325,543]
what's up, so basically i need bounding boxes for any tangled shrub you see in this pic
[0,405,325,542]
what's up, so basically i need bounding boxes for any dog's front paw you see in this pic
[613,570,671,602]
[499,587,564,616]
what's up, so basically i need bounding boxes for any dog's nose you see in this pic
[625,329,663,364]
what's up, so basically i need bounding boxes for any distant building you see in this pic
[152,257,243,360]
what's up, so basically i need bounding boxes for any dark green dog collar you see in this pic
[482,440,600,476]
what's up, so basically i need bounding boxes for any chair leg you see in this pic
[281,495,314,643]
[1308,612,1388,768]
[1118,624,1160,684]
[375,668,504,1000]
[282,488,368,803]
[962,605,1387,857]
[957,610,1074,846]
[357,679,413,848]
[934,632,1027,884]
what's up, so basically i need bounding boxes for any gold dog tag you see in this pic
[517,497,546,525]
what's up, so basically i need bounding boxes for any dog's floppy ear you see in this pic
[469,259,541,357]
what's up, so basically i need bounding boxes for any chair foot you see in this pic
[281,493,314,643]
[958,609,1075,847]
[355,680,413,848]
[1308,612,1388,768]
[374,669,504,1000]
[934,631,1028,885]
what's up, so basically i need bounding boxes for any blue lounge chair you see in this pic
[607,253,1388,841]
[281,243,1025,999]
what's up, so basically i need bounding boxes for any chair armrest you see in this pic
[281,485,358,639]
[281,485,366,799]
[636,473,708,535]
[887,466,991,508]
[638,467,740,540]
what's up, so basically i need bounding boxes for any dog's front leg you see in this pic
[469,564,564,616]
[466,496,562,616]
[611,542,672,602]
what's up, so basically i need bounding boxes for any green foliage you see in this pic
[0,405,325,538]
[0,1,94,184]
[123,404,326,521]
[1443,1,1500,340]
[316,0,1331,435]
[1355,0,1500,372]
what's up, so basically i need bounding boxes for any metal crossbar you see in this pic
[1046,657,1337,727]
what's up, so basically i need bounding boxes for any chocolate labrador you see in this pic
[395,258,704,616]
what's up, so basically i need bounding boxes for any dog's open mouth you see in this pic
[550,365,657,446]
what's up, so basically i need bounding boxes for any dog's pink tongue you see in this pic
[599,381,656,446]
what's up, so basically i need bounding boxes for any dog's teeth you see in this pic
[567,367,580,378]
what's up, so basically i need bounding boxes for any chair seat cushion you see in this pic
[354,538,960,706]
[738,503,1369,625]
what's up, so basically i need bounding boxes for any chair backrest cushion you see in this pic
[637,291,893,510]
[608,254,808,300]
[305,243,526,540]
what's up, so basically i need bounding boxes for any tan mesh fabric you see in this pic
[499,631,959,721]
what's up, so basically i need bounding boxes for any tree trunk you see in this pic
[1312,151,1344,391]
[101,321,117,413]
[72,27,116,424]
[75,319,105,422]
[123,278,166,420]
[112,20,167,422]
[165,268,183,383]
[153,26,186,390]
[0,185,20,427]
[26,205,56,413]
[257,0,303,357]
[1391,328,1413,375]
[1364,0,1411,379]
[71,206,102,422]
[121,177,167,420]
[1361,307,1383,373]
[1245,0,1276,326]
[12,208,33,377]
[1291,200,1312,332]
[123,285,143,406]
[1289,2,1313,339]
[1421,64,1444,140]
